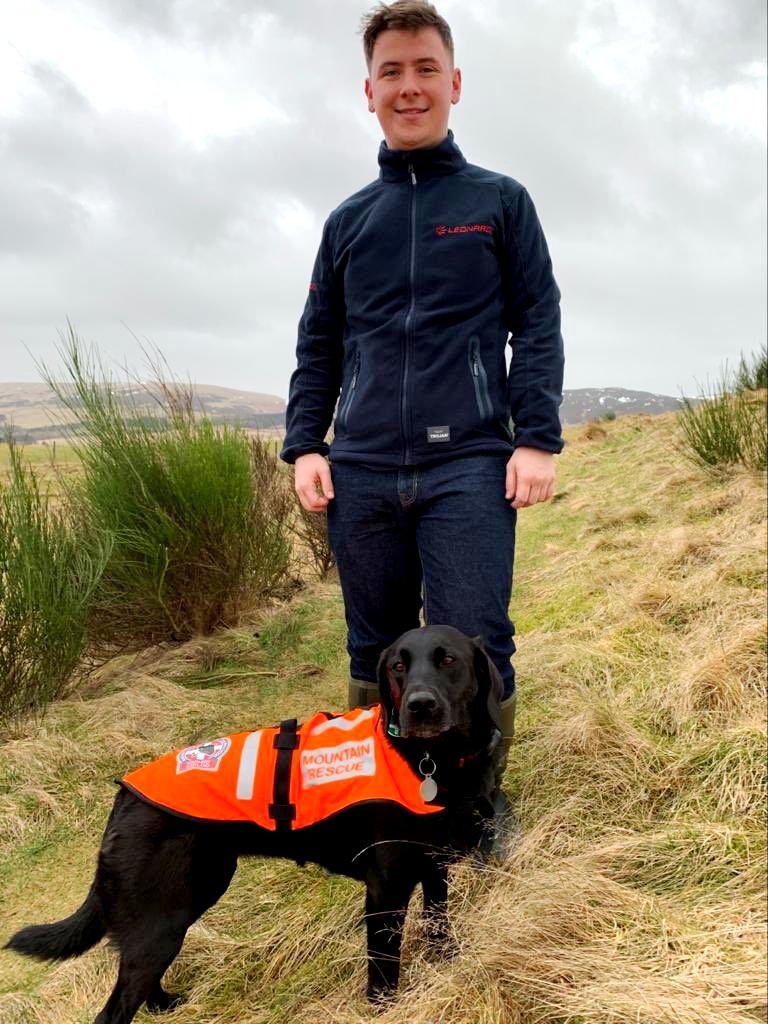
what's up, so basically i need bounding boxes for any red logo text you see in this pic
[435,223,494,237]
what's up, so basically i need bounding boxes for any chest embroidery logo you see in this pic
[435,223,494,237]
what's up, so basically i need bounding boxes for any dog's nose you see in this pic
[405,691,438,717]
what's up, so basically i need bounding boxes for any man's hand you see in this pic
[505,447,555,509]
[294,453,335,512]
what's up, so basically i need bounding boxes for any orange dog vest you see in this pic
[121,706,443,830]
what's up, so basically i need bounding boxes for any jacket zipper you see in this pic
[337,350,360,431]
[469,337,493,420]
[401,163,417,464]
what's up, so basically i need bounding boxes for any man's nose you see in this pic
[399,72,422,95]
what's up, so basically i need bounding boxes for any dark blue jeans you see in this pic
[327,455,516,698]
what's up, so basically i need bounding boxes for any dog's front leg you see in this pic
[421,860,451,948]
[364,872,415,1000]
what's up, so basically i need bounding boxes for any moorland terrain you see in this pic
[0,411,765,1024]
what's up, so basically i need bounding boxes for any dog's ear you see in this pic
[376,644,396,727]
[471,636,504,732]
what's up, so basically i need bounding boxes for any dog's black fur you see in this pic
[5,625,503,1023]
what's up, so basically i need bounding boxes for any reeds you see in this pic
[678,352,767,471]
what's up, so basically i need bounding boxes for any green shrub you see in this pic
[41,329,294,650]
[0,434,109,724]
[734,346,768,393]
[678,360,767,471]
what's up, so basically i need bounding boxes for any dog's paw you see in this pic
[146,988,185,1013]
[366,985,398,1009]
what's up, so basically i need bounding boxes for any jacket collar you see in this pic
[378,130,467,182]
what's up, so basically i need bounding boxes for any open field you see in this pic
[0,412,765,1023]
[0,444,79,466]
[0,444,81,507]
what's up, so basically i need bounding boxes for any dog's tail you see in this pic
[4,881,105,961]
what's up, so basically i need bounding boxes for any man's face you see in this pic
[365,27,461,152]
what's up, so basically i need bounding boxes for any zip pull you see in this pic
[472,357,479,377]
[408,163,417,186]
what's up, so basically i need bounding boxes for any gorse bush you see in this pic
[42,329,294,650]
[0,434,109,725]
[678,354,767,471]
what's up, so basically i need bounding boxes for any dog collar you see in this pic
[457,728,502,769]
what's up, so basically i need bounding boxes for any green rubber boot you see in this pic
[348,678,379,710]
[495,690,517,787]
[479,691,518,863]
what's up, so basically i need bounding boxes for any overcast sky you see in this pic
[1,0,765,399]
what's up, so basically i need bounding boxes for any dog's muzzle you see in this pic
[400,689,450,738]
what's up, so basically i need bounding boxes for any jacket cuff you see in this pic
[279,441,331,465]
[512,429,564,454]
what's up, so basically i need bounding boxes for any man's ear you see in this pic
[472,636,503,732]
[364,78,376,113]
[450,66,462,105]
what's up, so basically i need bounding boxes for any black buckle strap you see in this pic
[269,718,299,831]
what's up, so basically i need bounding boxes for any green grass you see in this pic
[0,442,78,467]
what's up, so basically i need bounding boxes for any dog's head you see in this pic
[377,625,503,741]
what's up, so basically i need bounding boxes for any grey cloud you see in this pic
[0,0,764,398]
[30,60,91,110]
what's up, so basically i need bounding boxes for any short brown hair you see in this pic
[361,1,454,67]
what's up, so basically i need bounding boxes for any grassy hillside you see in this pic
[0,412,765,1024]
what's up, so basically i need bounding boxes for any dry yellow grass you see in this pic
[0,411,765,1023]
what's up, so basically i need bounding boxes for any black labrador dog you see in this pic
[5,625,503,1023]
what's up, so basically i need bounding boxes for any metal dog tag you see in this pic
[420,777,438,802]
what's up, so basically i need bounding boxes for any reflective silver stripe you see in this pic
[309,709,374,736]
[235,731,262,800]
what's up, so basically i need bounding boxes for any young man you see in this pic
[281,1,563,787]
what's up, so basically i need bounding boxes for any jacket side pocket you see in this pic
[468,336,493,421]
[336,349,361,432]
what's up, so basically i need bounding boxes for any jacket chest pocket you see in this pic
[468,337,493,421]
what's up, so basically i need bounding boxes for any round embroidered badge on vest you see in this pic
[176,737,230,774]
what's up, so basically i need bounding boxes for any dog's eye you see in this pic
[392,661,406,674]
[440,655,456,667]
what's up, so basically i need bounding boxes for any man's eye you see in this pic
[383,69,399,78]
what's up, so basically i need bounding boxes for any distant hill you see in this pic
[0,382,286,443]
[0,382,685,443]
[560,387,685,424]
